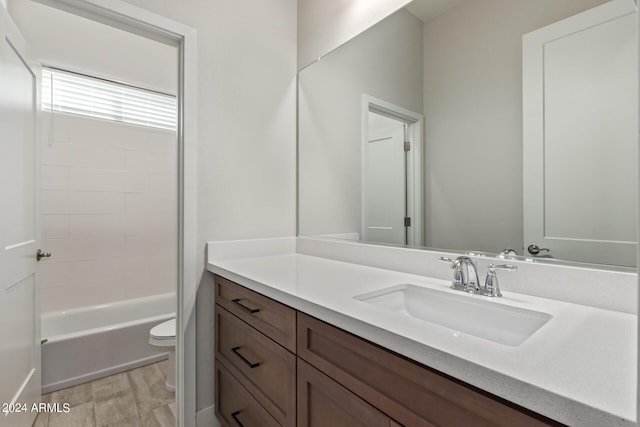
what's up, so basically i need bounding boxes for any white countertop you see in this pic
[208,248,637,426]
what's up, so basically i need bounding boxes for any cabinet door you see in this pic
[215,362,280,427]
[297,313,560,427]
[297,359,399,427]
[216,305,296,426]
[215,275,296,351]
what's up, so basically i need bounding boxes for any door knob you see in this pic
[37,249,52,261]
[527,244,549,255]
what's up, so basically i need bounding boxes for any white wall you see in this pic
[299,9,423,237]
[114,0,298,245]
[39,114,177,312]
[9,0,297,419]
[113,0,298,417]
[298,0,411,69]
[422,0,610,254]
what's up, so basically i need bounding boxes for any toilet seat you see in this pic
[149,318,176,347]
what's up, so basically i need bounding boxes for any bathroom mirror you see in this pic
[298,0,638,268]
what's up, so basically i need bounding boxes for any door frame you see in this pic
[31,0,198,425]
[361,94,423,246]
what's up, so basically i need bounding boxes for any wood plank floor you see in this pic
[34,361,175,427]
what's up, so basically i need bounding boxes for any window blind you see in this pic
[42,68,177,132]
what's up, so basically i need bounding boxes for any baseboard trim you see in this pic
[196,405,220,427]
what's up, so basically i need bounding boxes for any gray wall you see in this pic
[299,9,423,237]
[297,0,411,69]
[423,0,609,253]
[298,0,614,254]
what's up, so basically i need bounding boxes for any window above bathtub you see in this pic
[42,67,177,132]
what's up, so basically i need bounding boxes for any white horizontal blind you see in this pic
[42,68,177,131]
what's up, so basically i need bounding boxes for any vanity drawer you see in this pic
[215,305,296,427]
[297,358,401,427]
[297,313,562,427]
[215,275,296,352]
[215,361,281,427]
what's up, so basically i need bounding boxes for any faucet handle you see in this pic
[439,257,463,287]
[439,256,474,268]
[484,264,517,297]
[489,264,518,271]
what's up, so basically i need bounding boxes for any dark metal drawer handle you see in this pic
[231,346,261,369]
[231,410,244,427]
[232,298,260,314]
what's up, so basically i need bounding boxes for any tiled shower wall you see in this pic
[39,113,177,313]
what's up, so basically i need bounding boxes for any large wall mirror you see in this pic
[298,0,638,268]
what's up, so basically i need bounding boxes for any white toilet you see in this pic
[149,318,176,392]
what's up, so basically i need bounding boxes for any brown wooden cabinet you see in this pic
[216,363,280,427]
[214,275,564,427]
[216,275,296,352]
[297,359,400,427]
[216,306,296,425]
[297,312,561,427]
[215,276,297,427]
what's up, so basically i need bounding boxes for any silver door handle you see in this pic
[37,249,52,261]
[527,244,549,255]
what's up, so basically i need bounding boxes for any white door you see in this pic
[363,111,407,245]
[523,0,638,266]
[0,5,41,427]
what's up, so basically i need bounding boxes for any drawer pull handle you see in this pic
[231,346,261,368]
[231,410,244,427]
[232,298,260,314]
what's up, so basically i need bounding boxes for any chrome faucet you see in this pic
[445,256,481,293]
[439,256,517,297]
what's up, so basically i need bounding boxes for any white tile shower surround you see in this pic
[207,236,637,427]
[39,113,178,312]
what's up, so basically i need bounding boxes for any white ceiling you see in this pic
[405,0,463,22]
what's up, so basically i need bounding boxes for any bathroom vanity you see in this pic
[215,274,559,426]
[211,1,639,425]
[208,237,637,427]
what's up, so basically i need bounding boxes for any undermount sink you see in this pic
[354,284,552,346]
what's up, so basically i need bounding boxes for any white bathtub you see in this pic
[41,293,176,393]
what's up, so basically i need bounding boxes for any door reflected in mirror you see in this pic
[298,0,638,268]
[362,96,424,246]
[364,111,408,245]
